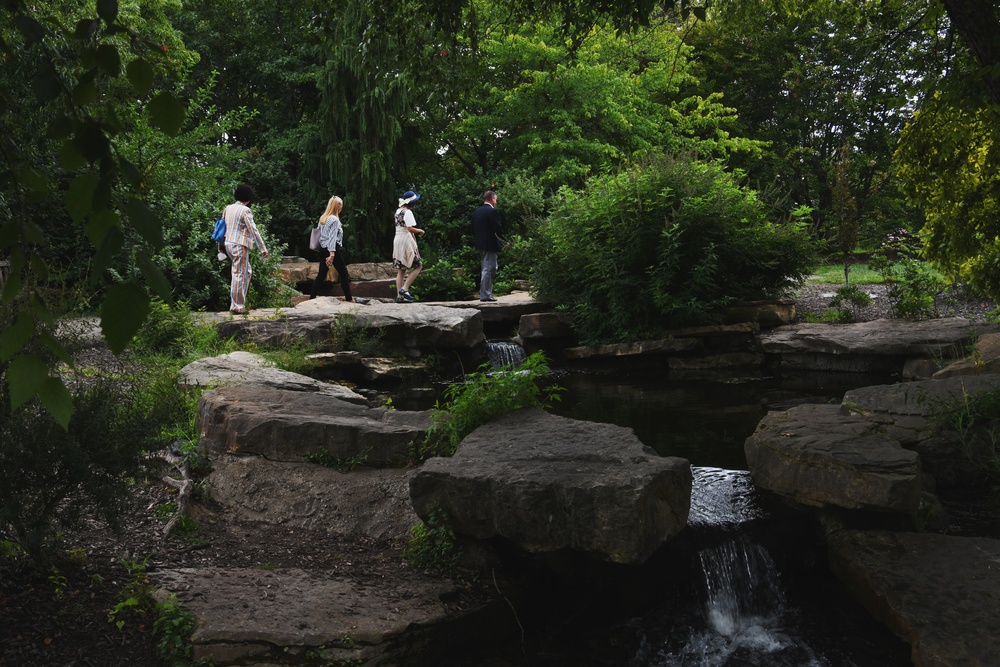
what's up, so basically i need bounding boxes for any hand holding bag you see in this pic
[309,226,323,252]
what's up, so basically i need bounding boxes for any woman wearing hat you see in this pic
[391,190,425,303]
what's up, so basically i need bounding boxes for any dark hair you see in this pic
[234,183,255,203]
[483,190,496,201]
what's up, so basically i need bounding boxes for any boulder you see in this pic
[562,337,701,360]
[205,455,418,540]
[761,317,1000,372]
[744,403,921,514]
[152,567,505,667]
[827,527,1000,667]
[720,299,796,327]
[409,408,691,565]
[216,299,484,352]
[197,384,430,467]
[934,332,1000,378]
[178,350,367,404]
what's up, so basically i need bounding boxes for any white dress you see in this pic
[391,208,420,269]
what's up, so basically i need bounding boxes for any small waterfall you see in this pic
[486,340,527,368]
[629,468,831,667]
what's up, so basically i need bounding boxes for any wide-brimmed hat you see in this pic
[401,191,421,204]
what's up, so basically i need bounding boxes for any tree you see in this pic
[1,0,191,426]
[683,0,936,245]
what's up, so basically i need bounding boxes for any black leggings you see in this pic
[310,247,353,300]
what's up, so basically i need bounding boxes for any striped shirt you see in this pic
[223,202,267,252]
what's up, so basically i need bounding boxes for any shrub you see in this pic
[828,285,873,323]
[531,153,816,344]
[420,352,563,459]
[869,228,946,319]
[403,508,460,573]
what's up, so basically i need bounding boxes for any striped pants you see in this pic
[226,242,252,312]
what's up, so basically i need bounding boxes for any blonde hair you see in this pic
[318,196,343,225]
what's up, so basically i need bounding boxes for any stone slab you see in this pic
[827,528,1000,667]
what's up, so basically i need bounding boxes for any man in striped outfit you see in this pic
[223,183,269,314]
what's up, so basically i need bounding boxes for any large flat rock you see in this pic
[152,567,503,666]
[761,318,1000,372]
[206,455,418,540]
[197,384,430,467]
[215,298,484,351]
[410,408,691,564]
[827,528,1000,667]
[744,403,921,513]
[178,350,367,404]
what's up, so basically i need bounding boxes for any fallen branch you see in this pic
[156,450,193,542]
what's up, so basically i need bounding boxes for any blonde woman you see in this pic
[310,195,353,301]
[391,190,424,303]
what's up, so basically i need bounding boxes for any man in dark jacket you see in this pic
[470,190,503,302]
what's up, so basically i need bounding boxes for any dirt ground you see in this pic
[2,284,996,666]
[0,480,423,667]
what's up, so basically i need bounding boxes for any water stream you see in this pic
[447,344,913,664]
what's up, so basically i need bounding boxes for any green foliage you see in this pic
[417,254,477,302]
[420,352,563,459]
[108,556,154,631]
[329,314,386,356]
[828,285,872,323]
[896,94,1000,301]
[153,593,198,666]
[930,386,1000,484]
[532,153,816,344]
[304,449,371,473]
[869,229,946,320]
[403,509,460,573]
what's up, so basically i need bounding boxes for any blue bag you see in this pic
[211,217,226,243]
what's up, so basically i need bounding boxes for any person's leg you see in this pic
[402,264,422,290]
[331,252,352,301]
[310,258,329,299]
[229,243,250,313]
[479,250,498,300]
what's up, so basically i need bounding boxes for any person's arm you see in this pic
[245,209,269,257]
[322,217,338,265]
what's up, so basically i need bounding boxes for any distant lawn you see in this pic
[808,263,884,284]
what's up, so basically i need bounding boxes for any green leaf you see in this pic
[125,198,163,249]
[97,44,121,76]
[101,283,150,354]
[39,331,73,366]
[136,254,172,301]
[14,16,45,46]
[74,18,100,40]
[0,220,18,249]
[39,377,73,430]
[126,58,154,96]
[19,168,50,203]
[31,72,61,104]
[0,313,33,362]
[60,140,88,172]
[2,247,24,302]
[84,209,120,245]
[7,354,48,411]
[73,124,110,162]
[117,156,142,188]
[66,172,99,223]
[97,0,118,24]
[20,220,45,245]
[147,92,186,136]
[28,251,49,282]
[90,226,124,279]
[47,115,75,140]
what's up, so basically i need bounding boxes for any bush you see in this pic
[531,153,816,344]
[869,228,946,319]
[419,352,563,459]
[0,368,185,564]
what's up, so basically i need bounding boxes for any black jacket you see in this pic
[471,203,503,252]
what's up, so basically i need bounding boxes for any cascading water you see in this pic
[486,340,527,367]
[626,468,899,666]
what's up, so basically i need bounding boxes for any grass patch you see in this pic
[807,263,885,284]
